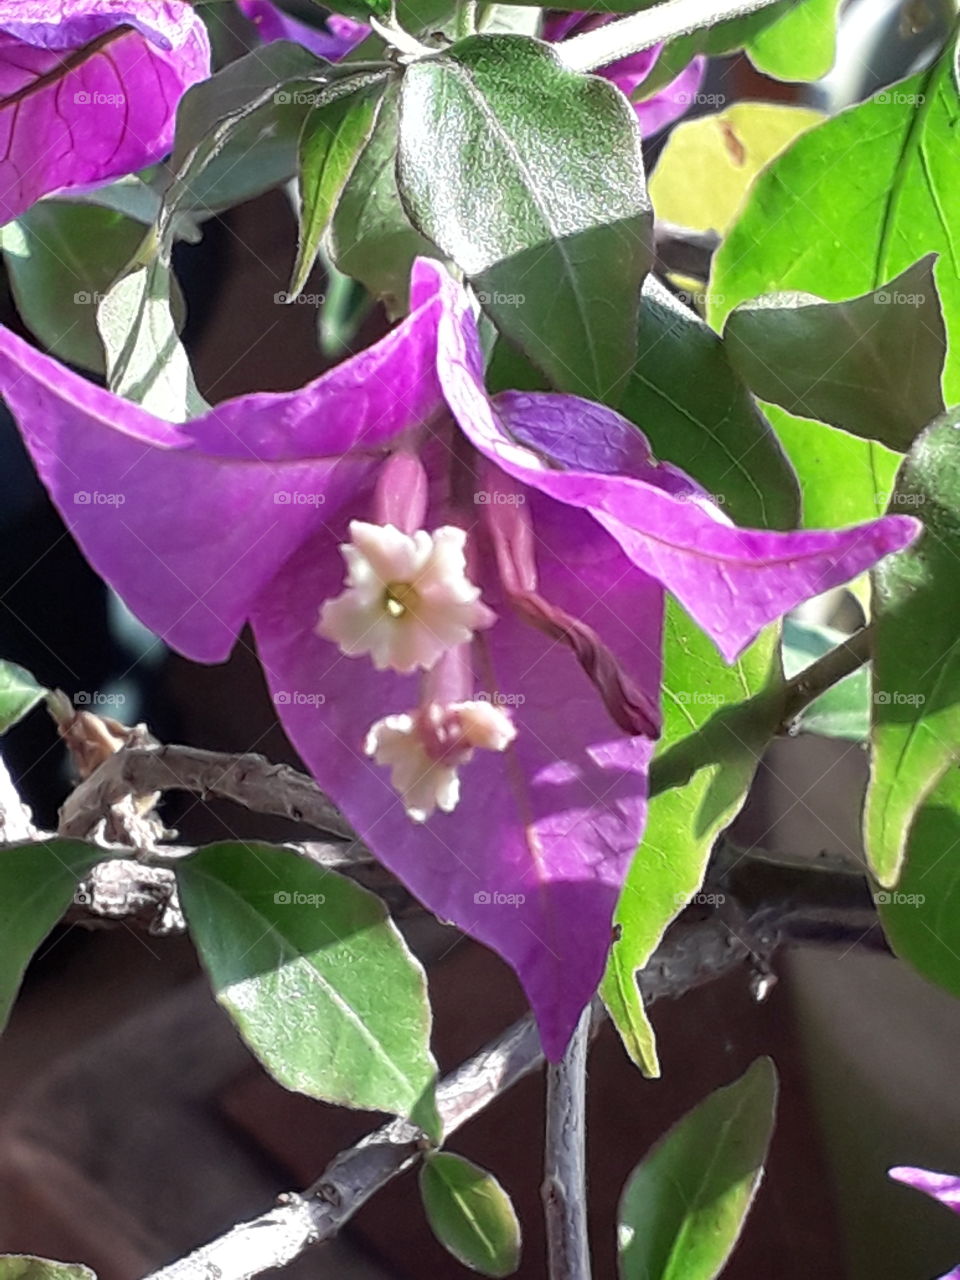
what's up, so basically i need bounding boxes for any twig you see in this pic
[59,742,357,845]
[142,1014,543,1280]
[778,625,873,732]
[137,897,832,1280]
[543,1008,592,1280]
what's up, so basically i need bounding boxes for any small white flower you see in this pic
[365,700,517,821]
[317,521,495,672]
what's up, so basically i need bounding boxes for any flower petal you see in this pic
[0,276,448,660]
[251,492,662,1059]
[433,294,919,661]
[890,1166,960,1215]
[0,1,210,224]
[235,0,367,61]
[631,56,706,137]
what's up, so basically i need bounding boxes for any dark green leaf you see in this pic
[0,840,102,1034]
[420,1152,521,1277]
[397,34,652,403]
[290,83,384,300]
[621,277,800,531]
[722,256,946,453]
[878,767,960,997]
[710,44,960,526]
[176,841,441,1138]
[0,1260,95,1280]
[745,0,840,81]
[617,1057,778,1280]
[98,257,207,422]
[329,85,440,317]
[0,203,146,375]
[163,43,383,224]
[865,411,960,886]
[603,616,782,1076]
[0,662,46,735]
[781,618,870,741]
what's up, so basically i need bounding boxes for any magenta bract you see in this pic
[0,259,919,1057]
[0,1,210,226]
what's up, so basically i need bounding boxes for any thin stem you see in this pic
[779,624,873,730]
[543,1008,592,1280]
[557,0,784,72]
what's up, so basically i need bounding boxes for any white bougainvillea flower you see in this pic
[318,521,495,673]
[366,700,516,821]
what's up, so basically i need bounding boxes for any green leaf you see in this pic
[0,1260,95,1280]
[62,174,163,226]
[419,1152,521,1277]
[0,839,102,1035]
[0,661,46,735]
[745,0,840,81]
[633,0,822,99]
[722,256,946,454]
[0,203,146,375]
[397,34,652,404]
[648,102,823,240]
[621,277,800,532]
[603,615,782,1077]
[710,44,960,527]
[781,618,870,741]
[163,43,383,224]
[878,767,960,997]
[176,841,441,1139]
[329,84,440,318]
[604,282,793,1073]
[617,1057,778,1280]
[865,411,960,886]
[290,83,384,300]
[97,256,207,422]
